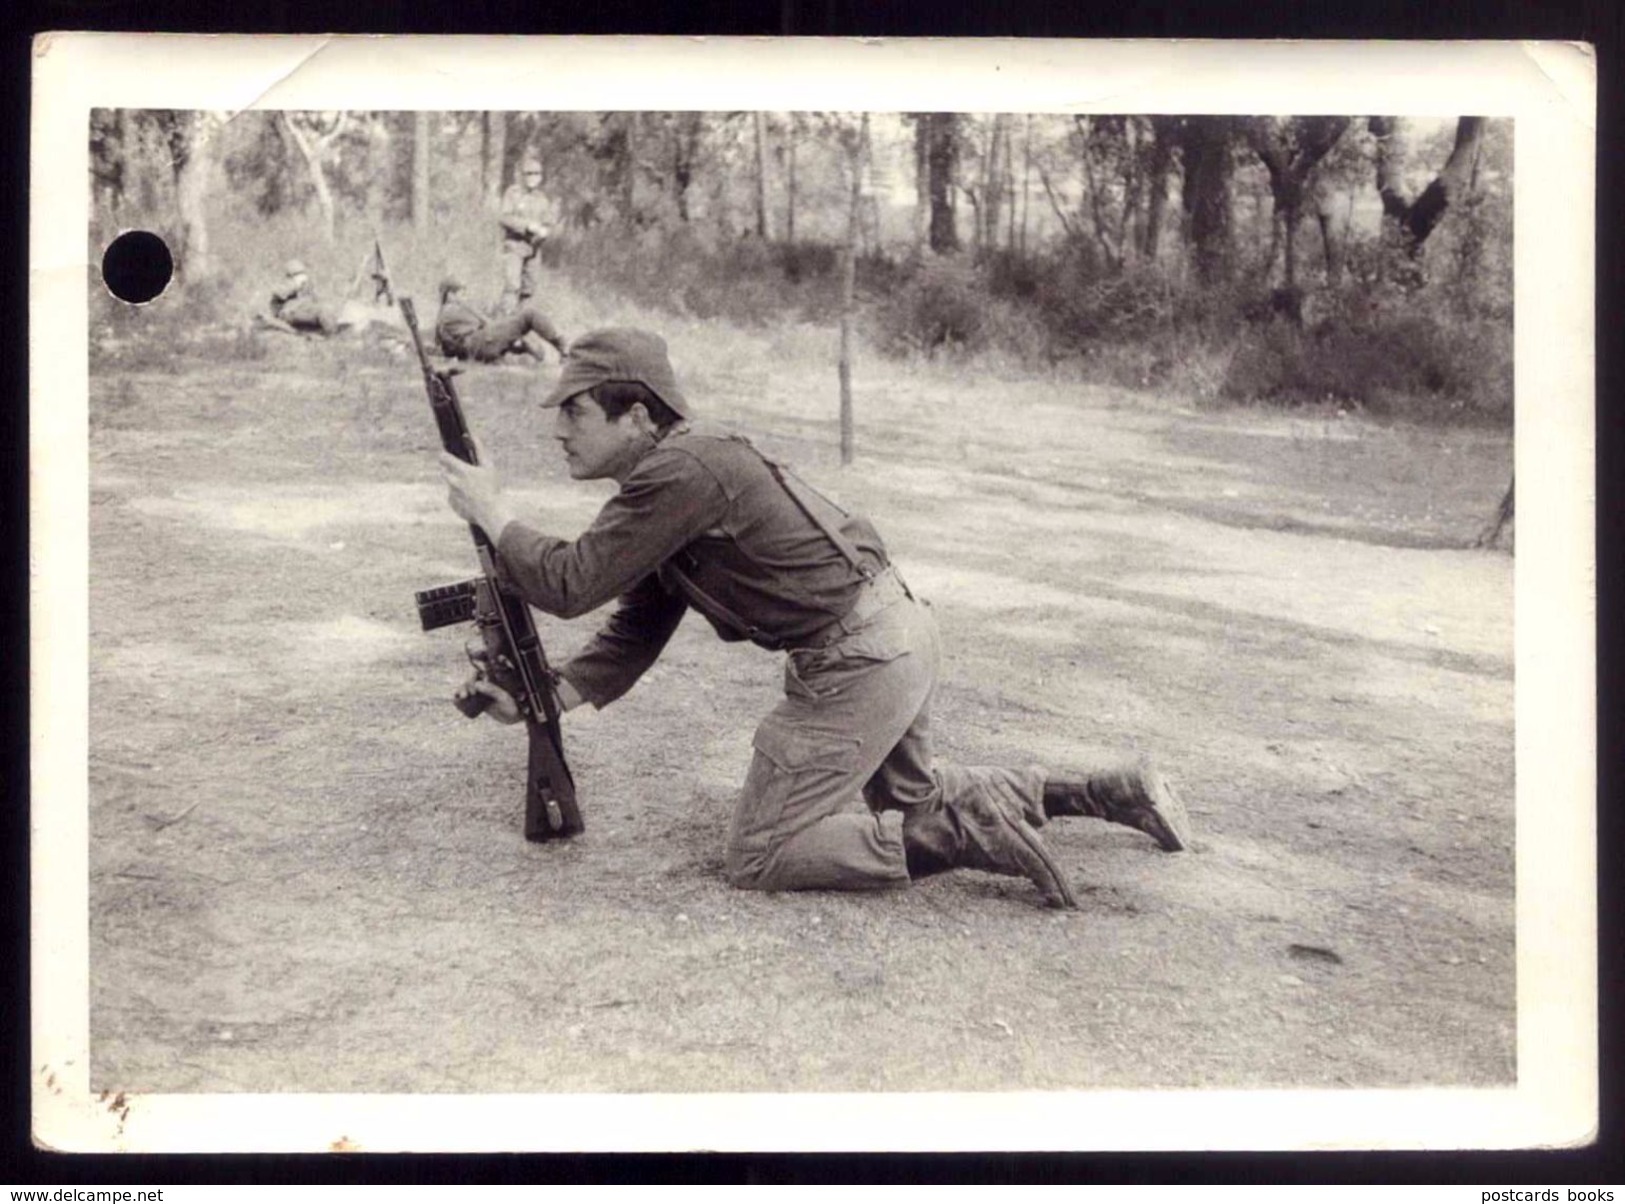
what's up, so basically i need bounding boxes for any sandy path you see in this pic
[84,342,1514,1095]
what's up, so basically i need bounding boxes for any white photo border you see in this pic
[30,34,1597,1153]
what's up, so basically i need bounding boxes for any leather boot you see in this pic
[902,795,1079,909]
[1042,765,1192,852]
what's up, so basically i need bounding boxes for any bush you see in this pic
[872,255,991,356]
[1040,262,1177,348]
[776,241,841,285]
[562,226,856,326]
[1219,302,1512,421]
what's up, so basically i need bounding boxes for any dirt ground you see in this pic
[84,316,1514,1097]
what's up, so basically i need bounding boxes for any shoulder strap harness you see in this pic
[659,429,879,648]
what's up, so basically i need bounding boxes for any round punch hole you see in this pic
[101,230,174,304]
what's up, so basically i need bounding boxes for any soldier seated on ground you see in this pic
[433,276,568,366]
[261,259,343,336]
[440,328,1195,909]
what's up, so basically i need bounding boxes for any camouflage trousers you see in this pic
[724,585,1048,892]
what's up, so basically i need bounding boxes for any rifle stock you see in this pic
[401,296,582,842]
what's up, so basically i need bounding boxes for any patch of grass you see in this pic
[91,377,147,431]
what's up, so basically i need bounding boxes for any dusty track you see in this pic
[87,331,1513,1093]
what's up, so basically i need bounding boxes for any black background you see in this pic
[4,0,1620,1187]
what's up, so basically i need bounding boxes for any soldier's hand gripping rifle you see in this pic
[400,296,582,842]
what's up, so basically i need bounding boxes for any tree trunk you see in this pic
[412,111,431,234]
[1001,121,1014,251]
[282,113,338,243]
[621,113,637,223]
[1314,184,1342,285]
[111,110,128,218]
[482,111,508,208]
[1019,114,1032,258]
[1259,213,1281,283]
[91,110,127,224]
[752,111,769,240]
[1077,118,1123,271]
[911,115,930,248]
[838,115,868,467]
[1140,117,1178,262]
[1242,116,1349,290]
[502,114,532,198]
[1181,117,1234,285]
[979,116,1004,252]
[926,113,959,254]
[858,119,879,257]
[1370,116,1487,256]
[480,112,491,202]
[1035,159,1081,244]
[997,116,1013,252]
[1119,118,1144,265]
[667,113,704,224]
[1282,205,1300,289]
[1474,474,1514,549]
[168,112,213,281]
[786,115,799,243]
[1405,116,1487,247]
[673,127,689,223]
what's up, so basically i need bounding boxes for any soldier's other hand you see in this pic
[455,676,522,724]
[439,442,516,539]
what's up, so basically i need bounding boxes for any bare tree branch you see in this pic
[1034,159,1080,243]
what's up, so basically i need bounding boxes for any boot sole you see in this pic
[999,809,1080,909]
[1135,768,1192,852]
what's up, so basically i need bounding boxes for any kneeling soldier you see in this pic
[440,329,1192,907]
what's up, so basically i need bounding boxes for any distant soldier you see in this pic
[434,276,568,365]
[266,259,339,336]
[498,154,560,311]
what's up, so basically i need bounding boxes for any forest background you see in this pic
[65,99,1538,1110]
[88,109,1512,436]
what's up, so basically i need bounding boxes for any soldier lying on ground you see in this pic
[261,258,343,336]
[434,276,568,365]
[440,329,1193,907]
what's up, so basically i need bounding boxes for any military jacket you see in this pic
[496,424,889,707]
[499,183,560,244]
[434,299,486,357]
[269,277,312,318]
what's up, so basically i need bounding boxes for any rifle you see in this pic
[349,235,395,306]
[400,296,582,842]
[369,237,395,305]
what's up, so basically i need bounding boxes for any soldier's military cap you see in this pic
[541,329,691,418]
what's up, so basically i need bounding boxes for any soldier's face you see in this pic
[552,392,645,482]
[522,169,542,189]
